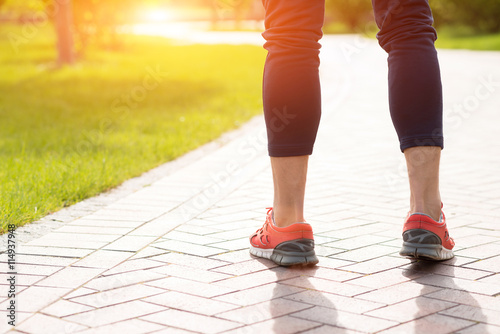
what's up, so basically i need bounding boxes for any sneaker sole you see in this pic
[249,245,319,266]
[399,242,454,261]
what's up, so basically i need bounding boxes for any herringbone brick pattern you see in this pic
[1,35,499,333]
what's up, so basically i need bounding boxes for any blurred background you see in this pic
[1,0,499,232]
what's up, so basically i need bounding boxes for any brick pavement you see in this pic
[1,35,500,334]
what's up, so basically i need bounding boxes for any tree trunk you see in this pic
[54,0,75,65]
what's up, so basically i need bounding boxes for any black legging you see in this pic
[262,0,443,156]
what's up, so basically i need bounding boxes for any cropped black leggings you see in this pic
[262,0,444,156]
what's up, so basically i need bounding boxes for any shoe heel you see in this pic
[271,239,319,266]
[400,242,452,261]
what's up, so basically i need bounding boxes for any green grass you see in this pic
[323,20,500,51]
[0,24,265,233]
[435,28,500,51]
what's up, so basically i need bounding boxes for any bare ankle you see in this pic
[272,207,305,227]
[410,198,442,221]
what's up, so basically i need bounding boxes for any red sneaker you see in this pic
[399,205,455,261]
[249,208,319,266]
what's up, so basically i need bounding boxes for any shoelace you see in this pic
[256,207,273,234]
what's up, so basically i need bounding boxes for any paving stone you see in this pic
[64,287,99,299]
[378,313,475,334]
[346,268,424,289]
[141,309,241,334]
[3,254,77,266]
[130,247,170,260]
[440,304,500,326]
[222,315,320,334]
[17,246,94,258]
[174,224,223,236]
[207,227,257,240]
[414,274,500,296]
[70,284,165,308]
[463,255,500,273]
[127,218,181,237]
[332,244,398,262]
[0,273,45,287]
[210,259,278,276]
[208,237,250,251]
[146,276,238,298]
[144,291,239,316]
[101,258,165,276]
[161,230,224,245]
[152,239,226,257]
[455,243,500,259]
[215,268,299,290]
[281,276,373,297]
[299,266,362,282]
[152,264,232,283]
[300,325,363,334]
[356,282,441,304]
[454,234,500,248]
[325,234,394,250]
[72,250,133,269]
[54,225,132,235]
[314,245,345,257]
[0,286,71,312]
[103,236,158,252]
[209,249,254,263]
[64,300,165,327]
[35,266,104,288]
[15,313,88,333]
[365,296,457,322]
[425,288,500,312]
[214,282,304,306]
[477,273,500,285]
[284,289,384,314]
[67,218,144,228]
[316,256,355,269]
[13,263,64,276]
[151,251,229,269]
[83,209,163,222]
[77,318,165,334]
[148,327,195,334]
[83,269,165,291]
[337,256,409,275]
[400,261,492,280]
[292,305,398,333]
[0,311,32,333]
[217,298,312,324]
[41,299,94,317]
[456,323,500,334]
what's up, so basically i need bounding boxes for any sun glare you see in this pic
[145,9,172,22]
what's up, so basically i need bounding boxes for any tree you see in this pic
[54,0,75,65]
[326,0,373,32]
[432,0,500,34]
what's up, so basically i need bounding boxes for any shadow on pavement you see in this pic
[269,264,347,333]
[404,260,490,334]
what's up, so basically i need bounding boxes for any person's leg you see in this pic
[271,156,308,227]
[405,146,441,221]
[249,0,324,266]
[372,0,454,259]
[262,0,324,225]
